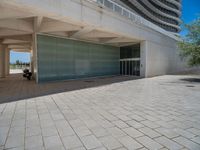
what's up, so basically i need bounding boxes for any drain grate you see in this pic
[84,80,95,83]
[186,85,195,87]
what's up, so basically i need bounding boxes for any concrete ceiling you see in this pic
[0,5,140,52]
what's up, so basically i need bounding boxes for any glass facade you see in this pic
[37,35,120,82]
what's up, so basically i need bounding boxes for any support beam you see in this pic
[104,37,138,44]
[98,37,118,43]
[117,42,138,47]
[12,49,30,52]
[70,26,95,38]
[3,39,30,44]
[84,30,118,38]
[34,16,43,32]
[0,29,32,37]
[39,20,81,33]
[0,19,33,32]
[2,35,32,42]
[8,44,31,49]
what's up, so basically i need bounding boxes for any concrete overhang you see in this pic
[0,0,180,50]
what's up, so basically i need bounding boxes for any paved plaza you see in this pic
[0,74,200,150]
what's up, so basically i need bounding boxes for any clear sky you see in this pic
[10,0,200,63]
[180,0,200,36]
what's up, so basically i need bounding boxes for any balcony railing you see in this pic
[88,0,179,40]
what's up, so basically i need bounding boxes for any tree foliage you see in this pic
[179,17,200,66]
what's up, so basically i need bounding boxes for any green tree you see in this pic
[179,17,200,66]
[16,60,20,65]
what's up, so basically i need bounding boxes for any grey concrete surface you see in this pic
[0,74,200,150]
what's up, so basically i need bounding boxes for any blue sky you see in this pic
[180,0,200,36]
[10,0,200,63]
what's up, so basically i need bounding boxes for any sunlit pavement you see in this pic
[0,74,200,150]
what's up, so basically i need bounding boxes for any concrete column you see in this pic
[30,49,33,74]
[140,41,148,78]
[0,45,6,78]
[31,33,37,82]
[5,48,10,76]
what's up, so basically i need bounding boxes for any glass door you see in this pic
[120,44,140,76]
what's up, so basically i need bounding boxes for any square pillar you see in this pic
[140,41,148,78]
[5,48,10,76]
[31,33,38,82]
[0,45,6,78]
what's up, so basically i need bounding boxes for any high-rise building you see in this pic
[0,0,186,83]
[114,0,182,33]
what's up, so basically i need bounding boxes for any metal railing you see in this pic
[88,0,179,40]
[120,58,140,76]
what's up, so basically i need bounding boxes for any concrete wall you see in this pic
[141,39,186,77]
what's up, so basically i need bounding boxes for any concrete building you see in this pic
[116,0,182,33]
[0,0,185,83]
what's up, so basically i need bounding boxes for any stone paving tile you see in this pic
[26,126,41,137]
[71,147,86,150]
[174,128,196,139]
[27,146,45,150]
[126,120,145,129]
[5,134,25,149]
[187,128,200,136]
[122,127,143,138]
[8,126,25,136]
[41,126,59,137]
[136,136,163,150]
[112,120,129,129]
[138,127,161,138]
[81,135,102,150]
[106,127,126,138]
[173,136,200,150]
[62,135,83,149]
[90,127,109,138]
[128,114,146,122]
[117,115,132,121]
[140,120,160,129]
[99,135,122,150]
[191,136,200,145]
[118,136,143,150]
[93,147,107,150]
[11,119,25,127]
[155,127,180,138]
[47,145,65,150]
[0,126,9,146]
[6,146,25,150]
[44,135,63,149]
[1,75,200,150]
[155,136,183,150]
[25,135,43,149]
[74,126,92,137]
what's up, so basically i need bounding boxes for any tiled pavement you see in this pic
[0,74,200,150]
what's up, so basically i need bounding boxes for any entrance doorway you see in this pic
[120,44,140,76]
[10,50,31,74]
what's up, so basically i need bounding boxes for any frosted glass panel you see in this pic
[37,35,120,82]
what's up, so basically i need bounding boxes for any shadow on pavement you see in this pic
[180,78,200,83]
[0,74,141,104]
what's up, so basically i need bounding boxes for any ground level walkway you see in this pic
[0,74,200,150]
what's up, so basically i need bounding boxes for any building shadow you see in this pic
[180,78,200,83]
[0,74,141,104]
